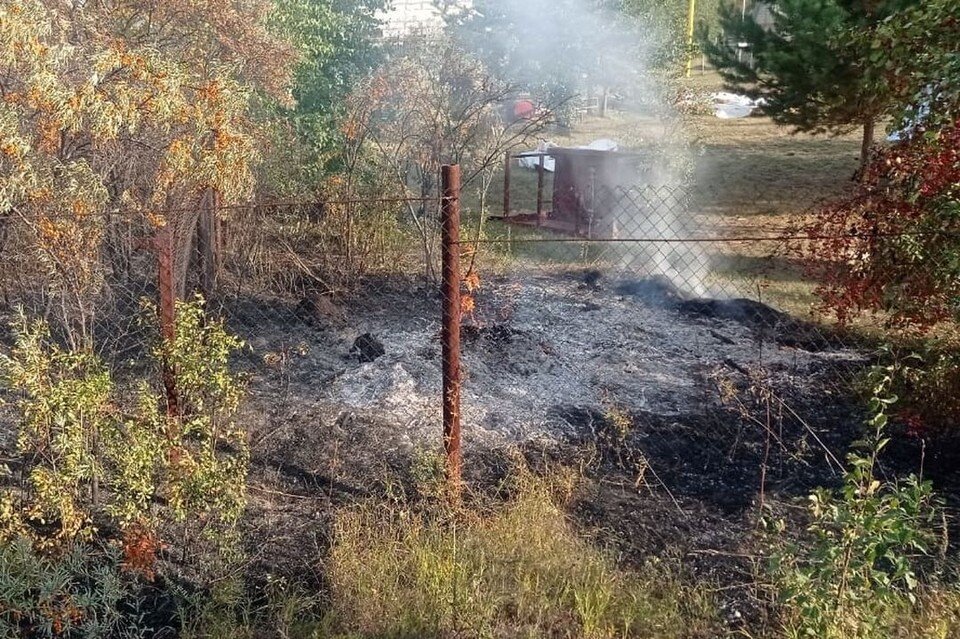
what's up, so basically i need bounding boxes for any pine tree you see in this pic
[701,0,918,168]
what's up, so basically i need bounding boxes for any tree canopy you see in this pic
[271,0,386,172]
[862,0,960,133]
[0,0,296,220]
[621,0,722,72]
[701,0,919,166]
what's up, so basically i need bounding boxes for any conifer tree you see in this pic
[702,0,918,168]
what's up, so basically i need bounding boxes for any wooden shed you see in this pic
[500,147,648,239]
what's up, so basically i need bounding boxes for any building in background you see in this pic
[379,0,445,38]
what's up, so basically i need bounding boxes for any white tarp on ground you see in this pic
[712,92,765,119]
[888,100,931,142]
[517,138,619,173]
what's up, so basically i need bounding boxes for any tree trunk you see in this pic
[859,118,876,171]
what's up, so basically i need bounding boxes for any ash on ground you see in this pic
[233,270,871,626]
[239,270,863,456]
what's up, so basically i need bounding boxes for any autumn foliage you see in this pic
[807,120,960,330]
[0,0,296,346]
[805,120,960,435]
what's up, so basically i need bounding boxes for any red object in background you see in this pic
[514,99,535,120]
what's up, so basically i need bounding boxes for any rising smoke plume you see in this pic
[442,0,714,297]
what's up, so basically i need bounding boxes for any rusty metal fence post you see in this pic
[440,164,462,490]
[503,151,511,219]
[536,154,545,226]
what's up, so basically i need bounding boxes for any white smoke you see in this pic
[441,0,713,298]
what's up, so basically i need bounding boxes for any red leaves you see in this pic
[121,523,162,582]
[806,119,960,330]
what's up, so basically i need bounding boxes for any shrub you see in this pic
[328,468,719,638]
[881,339,960,438]
[0,297,247,551]
[0,316,112,545]
[808,119,960,330]
[766,367,941,638]
[152,297,248,525]
[806,118,960,433]
[0,538,159,639]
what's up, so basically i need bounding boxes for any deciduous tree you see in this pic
[0,0,296,344]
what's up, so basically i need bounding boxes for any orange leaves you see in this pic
[36,216,61,242]
[70,199,91,217]
[66,92,81,112]
[27,186,51,202]
[25,87,51,112]
[145,210,167,229]
[167,137,190,158]
[121,523,162,581]
[213,127,244,153]
[341,116,361,142]
[36,213,96,254]
[44,598,86,635]
[368,75,393,104]
[464,270,481,293]
[36,116,59,153]
[0,0,295,223]
[198,79,223,103]
[118,51,148,79]
[0,140,22,164]
[461,270,481,318]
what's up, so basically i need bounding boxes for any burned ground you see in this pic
[216,268,892,625]
[0,264,948,632]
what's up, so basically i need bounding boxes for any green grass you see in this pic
[458,73,866,319]
[326,469,720,639]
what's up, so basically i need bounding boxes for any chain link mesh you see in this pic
[0,163,951,609]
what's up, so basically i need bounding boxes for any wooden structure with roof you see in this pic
[499,147,648,239]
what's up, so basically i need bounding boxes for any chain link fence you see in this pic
[0,157,949,610]
[457,158,877,555]
[0,169,886,493]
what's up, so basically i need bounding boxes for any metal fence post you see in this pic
[157,221,179,418]
[440,164,462,491]
[536,154,545,226]
[503,151,511,219]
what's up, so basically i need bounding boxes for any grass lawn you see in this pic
[465,71,868,319]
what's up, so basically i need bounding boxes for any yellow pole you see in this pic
[685,0,697,77]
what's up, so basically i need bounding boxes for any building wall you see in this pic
[379,0,445,38]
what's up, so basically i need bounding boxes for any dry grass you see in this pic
[889,587,960,639]
[326,468,720,639]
